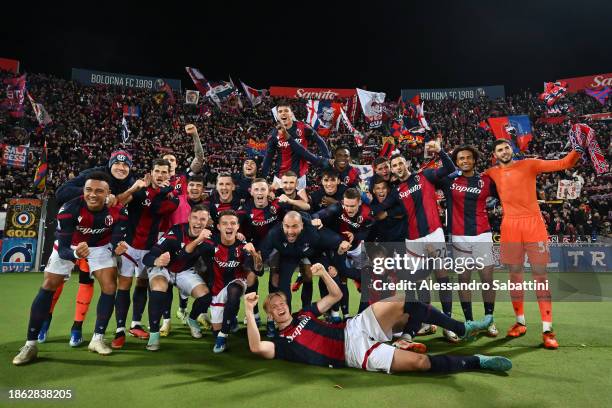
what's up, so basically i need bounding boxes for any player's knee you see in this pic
[414,354,430,371]
[41,276,63,291]
[118,275,133,290]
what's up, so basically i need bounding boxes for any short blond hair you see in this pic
[263,292,288,314]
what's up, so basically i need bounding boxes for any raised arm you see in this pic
[244,293,275,359]
[530,150,580,174]
[311,263,342,313]
[185,124,206,174]
[261,132,277,179]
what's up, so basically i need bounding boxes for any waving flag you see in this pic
[356,88,386,128]
[33,142,48,192]
[539,81,567,107]
[488,115,533,151]
[569,124,609,175]
[246,138,266,157]
[401,94,430,131]
[27,94,52,126]
[339,107,364,146]
[122,105,141,117]
[584,87,611,105]
[158,80,175,105]
[306,100,342,136]
[240,81,267,106]
[121,117,131,144]
[1,144,28,168]
[185,67,211,95]
[2,74,27,118]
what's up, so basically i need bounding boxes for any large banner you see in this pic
[558,73,612,93]
[72,68,182,91]
[0,57,20,73]
[401,85,505,101]
[269,86,356,100]
[1,144,28,169]
[1,198,42,272]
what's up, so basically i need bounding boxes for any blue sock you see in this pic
[436,276,453,317]
[132,285,147,322]
[428,355,480,373]
[94,292,116,335]
[484,302,495,316]
[27,288,54,340]
[162,284,173,319]
[300,281,313,309]
[189,293,212,320]
[246,280,259,315]
[461,301,474,321]
[404,301,465,337]
[115,289,130,328]
[148,290,166,333]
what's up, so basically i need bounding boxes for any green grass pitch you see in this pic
[1,273,611,408]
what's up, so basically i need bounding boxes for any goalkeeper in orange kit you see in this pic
[484,139,581,349]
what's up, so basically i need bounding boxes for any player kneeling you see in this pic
[13,172,129,365]
[142,205,214,351]
[245,263,512,374]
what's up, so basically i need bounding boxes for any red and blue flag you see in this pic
[488,115,533,151]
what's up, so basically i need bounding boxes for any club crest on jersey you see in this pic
[77,216,82,223]
[414,174,420,183]
[478,179,484,189]
[105,215,114,226]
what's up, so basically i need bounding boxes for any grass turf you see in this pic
[1,273,611,408]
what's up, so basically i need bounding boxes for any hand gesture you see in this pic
[198,228,212,241]
[311,219,323,229]
[114,241,129,256]
[75,242,90,258]
[342,231,354,243]
[310,263,326,277]
[106,194,118,207]
[243,242,256,254]
[327,266,338,278]
[425,140,441,154]
[244,292,259,311]
[278,194,290,204]
[185,124,199,137]
[338,240,351,255]
[155,252,171,267]
[236,232,246,242]
[132,178,147,191]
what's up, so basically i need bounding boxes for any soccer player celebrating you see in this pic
[312,188,375,320]
[331,146,360,188]
[208,173,246,223]
[309,169,347,213]
[262,101,331,190]
[274,171,311,212]
[436,145,498,336]
[244,263,512,374]
[200,210,263,353]
[43,150,135,347]
[163,123,207,196]
[484,139,581,348]
[258,212,351,310]
[388,141,458,342]
[112,159,179,349]
[142,205,214,351]
[233,158,259,197]
[13,172,129,365]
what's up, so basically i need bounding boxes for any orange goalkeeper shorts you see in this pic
[499,215,550,265]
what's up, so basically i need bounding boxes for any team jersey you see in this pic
[336,166,360,188]
[388,151,456,240]
[232,173,254,198]
[55,166,135,207]
[262,121,331,178]
[170,173,188,196]
[127,186,179,250]
[369,195,407,242]
[55,196,128,261]
[200,237,255,295]
[142,223,211,273]
[207,192,244,223]
[484,151,580,218]
[272,303,346,368]
[259,224,343,263]
[274,188,309,211]
[313,203,375,250]
[436,173,497,236]
[238,199,290,246]
[309,185,346,213]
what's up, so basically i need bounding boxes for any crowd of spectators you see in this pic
[1,69,610,240]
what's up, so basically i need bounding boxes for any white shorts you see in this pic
[210,279,247,324]
[120,244,149,278]
[273,175,307,190]
[344,306,395,373]
[405,228,447,270]
[451,232,495,268]
[148,267,206,298]
[45,241,116,277]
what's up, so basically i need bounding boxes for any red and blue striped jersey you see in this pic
[238,199,289,246]
[200,238,254,296]
[337,166,360,188]
[127,186,179,250]
[313,203,375,250]
[273,303,346,368]
[55,196,128,261]
[142,223,208,273]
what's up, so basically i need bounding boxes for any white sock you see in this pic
[26,340,37,347]
[116,327,125,334]
[542,321,553,332]
[130,321,141,328]
[163,318,171,324]
[331,310,340,318]
[218,332,227,338]
[92,333,104,341]
[516,315,526,325]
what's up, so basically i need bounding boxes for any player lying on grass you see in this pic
[244,263,512,374]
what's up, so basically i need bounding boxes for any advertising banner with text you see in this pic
[401,85,505,101]
[269,86,356,100]
[72,68,182,91]
[558,73,612,93]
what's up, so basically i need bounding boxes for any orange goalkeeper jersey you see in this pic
[484,151,580,218]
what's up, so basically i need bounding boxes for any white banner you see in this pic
[356,88,386,128]
[185,90,200,105]
[556,180,582,200]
